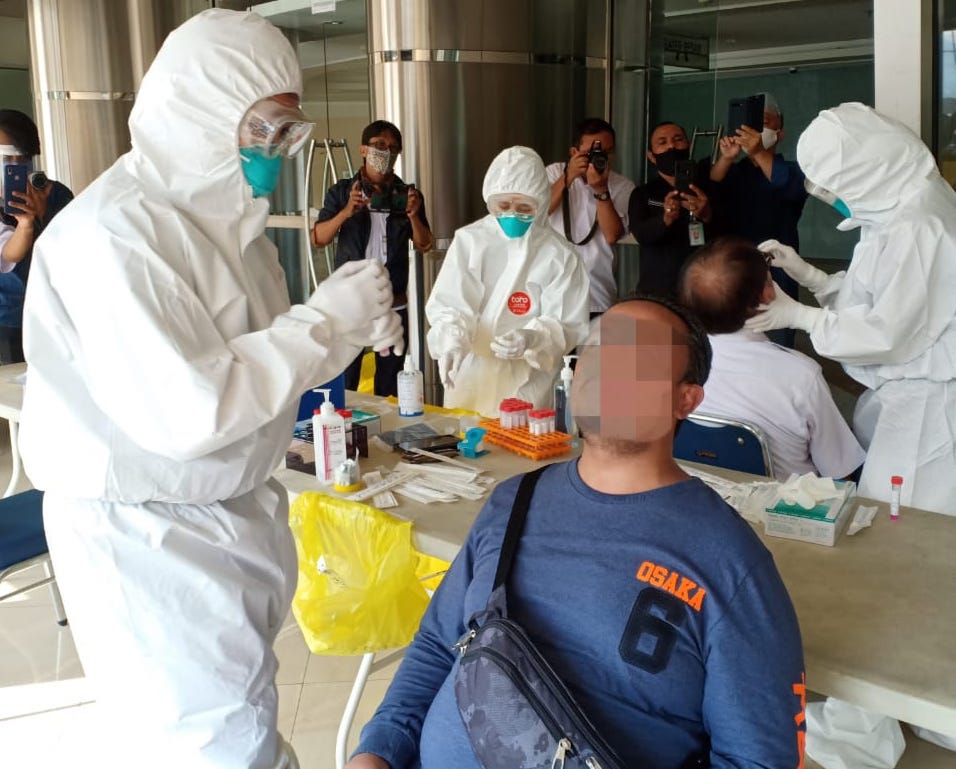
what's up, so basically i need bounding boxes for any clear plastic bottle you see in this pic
[397,354,424,417]
[313,388,347,484]
[553,354,577,436]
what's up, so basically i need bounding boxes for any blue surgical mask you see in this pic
[832,197,851,218]
[496,213,533,238]
[239,146,282,197]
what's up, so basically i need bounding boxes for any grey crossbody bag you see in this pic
[452,467,625,769]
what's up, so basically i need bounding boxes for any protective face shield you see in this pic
[805,178,852,218]
[652,146,690,176]
[487,193,537,238]
[237,96,314,197]
[237,97,314,159]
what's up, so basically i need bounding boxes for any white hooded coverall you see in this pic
[18,10,363,768]
[797,103,956,516]
[426,146,590,417]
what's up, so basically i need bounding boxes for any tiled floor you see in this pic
[0,429,401,768]
[2,413,955,768]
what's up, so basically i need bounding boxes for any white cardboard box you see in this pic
[764,481,857,547]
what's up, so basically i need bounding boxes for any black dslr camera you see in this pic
[587,140,609,174]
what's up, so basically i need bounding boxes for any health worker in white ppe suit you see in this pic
[18,10,402,769]
[426,146,590,417]
[747,102,956,518]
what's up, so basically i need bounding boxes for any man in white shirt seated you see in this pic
[679,236,864,480]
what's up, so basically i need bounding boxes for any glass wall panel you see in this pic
[655,0,874,264]
[938,1,956,187]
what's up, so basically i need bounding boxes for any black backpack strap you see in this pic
[492,465,549,592]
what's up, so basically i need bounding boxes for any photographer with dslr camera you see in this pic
[314,119,433,395]
[0,109,73,364]
[628,121,716,298]
[546,118,635,318]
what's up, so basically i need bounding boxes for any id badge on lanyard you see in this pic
[688,215,705,247]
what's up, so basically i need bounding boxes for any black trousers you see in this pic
[343,308,408,397]
[0,326,24,364]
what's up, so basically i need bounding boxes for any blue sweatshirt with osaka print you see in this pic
[356,460,806,769]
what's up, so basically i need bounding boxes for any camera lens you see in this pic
[28,171,49,190]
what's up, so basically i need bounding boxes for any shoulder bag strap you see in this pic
[492,465,550,591]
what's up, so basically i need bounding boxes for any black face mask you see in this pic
[652,146,690,176]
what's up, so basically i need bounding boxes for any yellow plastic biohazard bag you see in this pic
[289,491,449,655]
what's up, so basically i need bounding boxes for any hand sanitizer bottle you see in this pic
[553,355,577,436]
[397,354,424,417]
[313,388,347,484]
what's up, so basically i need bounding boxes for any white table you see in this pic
[274,392,547,562]
[278,393,956,739]
[0,362,28,498]
[4,377,953,739]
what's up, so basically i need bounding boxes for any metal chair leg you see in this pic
[335,652,375,769]
[43,557,68,626]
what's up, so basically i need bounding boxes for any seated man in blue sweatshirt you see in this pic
[346,298,807,769]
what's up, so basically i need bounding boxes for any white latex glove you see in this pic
[758,239,830,293]
[744,281,825,334]
[343,311,404,355]
[307,260,392,334]
[489,329,541,359]
[438,350,465,389]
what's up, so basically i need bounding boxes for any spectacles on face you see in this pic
[366,138,401,154]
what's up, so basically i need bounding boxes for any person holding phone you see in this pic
[627,121,717,298]
[710,93,807,348]
[313,120,434,396]
[0,109,73,363]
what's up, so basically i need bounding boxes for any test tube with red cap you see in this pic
[890,476,903,521]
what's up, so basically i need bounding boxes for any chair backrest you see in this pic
[673,413,774,477]
[0,489,46,571]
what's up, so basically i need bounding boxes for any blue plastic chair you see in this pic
[0,489,67,626]
[673,413,774,478]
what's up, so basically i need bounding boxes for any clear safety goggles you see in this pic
[487,193,537,221]
[238,97,315,159]
[804,178,839,206]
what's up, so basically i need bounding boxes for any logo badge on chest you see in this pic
[507,291,531,316]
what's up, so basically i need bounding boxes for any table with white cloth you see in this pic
[275,392,956,741]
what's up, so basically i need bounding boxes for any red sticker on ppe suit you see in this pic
[508,291,532,316]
